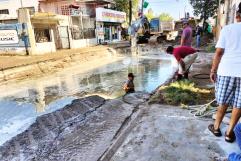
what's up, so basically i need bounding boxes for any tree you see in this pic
[145,8,154,20]
[114,0,139,23]
[159,13,173,21]
[189,0,219,27]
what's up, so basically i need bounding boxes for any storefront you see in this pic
[96,7,126,43]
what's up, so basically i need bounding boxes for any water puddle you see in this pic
[0,54,177,145]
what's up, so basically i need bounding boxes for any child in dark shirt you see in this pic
[123,73,135,93]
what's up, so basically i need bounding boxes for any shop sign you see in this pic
[96,8,126,23]
[0,30,19,44]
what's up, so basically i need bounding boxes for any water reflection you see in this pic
[0,56,176,113]
[0,55,176,145]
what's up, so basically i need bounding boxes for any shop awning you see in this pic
[69,4,80,9]
[76,0,115,4]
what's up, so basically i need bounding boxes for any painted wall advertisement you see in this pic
[0,23,30,53]
[96,8,126,23]
[0,30,19,45]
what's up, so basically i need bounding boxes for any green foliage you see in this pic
[189,0,219,21]
[114,0,139,21]
[145,8,154,20]
[206,44,216,53]
[159,13,173,21]
[151,80,211,106]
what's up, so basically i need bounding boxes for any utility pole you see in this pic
[20,0,23,8]
[141,0,144,16]
[129,0,132,26]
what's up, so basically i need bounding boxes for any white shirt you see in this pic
[216,22,241,77]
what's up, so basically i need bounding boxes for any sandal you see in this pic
[208,124,222,137]
[225,131,236,143]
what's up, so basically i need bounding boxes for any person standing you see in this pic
[181,21,193,47]
[208,3,241,143]
[196,25,202,48]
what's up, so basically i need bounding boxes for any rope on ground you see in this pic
[185,99,232,119]
[186,99,217,118]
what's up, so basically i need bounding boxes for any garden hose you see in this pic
[192,73,210,79]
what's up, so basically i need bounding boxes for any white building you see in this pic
[0,0,39,23]
[217,0,241,36]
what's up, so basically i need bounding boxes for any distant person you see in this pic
[181,21,193,47]
[123,73,135,93]
[196,25,202,48]
[166,46,198,80]
[208,2,241,143]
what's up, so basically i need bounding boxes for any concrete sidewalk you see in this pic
[111,104,223,161]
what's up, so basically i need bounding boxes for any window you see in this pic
[61,5,70,15]
[0,9,9,15]
[34,29,51,43]
[70,27,96,40]
[24,7,35,15]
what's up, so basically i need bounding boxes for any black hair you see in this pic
[128,73,134,78]
[166,46,174,54]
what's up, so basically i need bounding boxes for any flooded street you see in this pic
[0,53,176,146]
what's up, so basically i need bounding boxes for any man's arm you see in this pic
[123,83,130,90]
[180,36,185,46]
[210,48,224,83]
[181,29,187,46]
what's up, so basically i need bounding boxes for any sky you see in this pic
[143,0,194,20]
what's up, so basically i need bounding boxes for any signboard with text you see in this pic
[0,30,19,45]
[96,8,126,23]
[0,23,30,54]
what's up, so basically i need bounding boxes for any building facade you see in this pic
[96,7,126,43]
[0,0,126,55]
[0,0,39,23]
[216,0,241,39]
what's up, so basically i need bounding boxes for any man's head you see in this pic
[236,2,241,22]
[166,46,174,54]
[128,73,134,80]
[183,21,189,28]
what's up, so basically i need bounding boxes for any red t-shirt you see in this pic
[173,46,196,62]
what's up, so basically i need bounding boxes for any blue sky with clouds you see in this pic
[143,0,194,20]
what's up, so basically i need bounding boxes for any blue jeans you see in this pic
[228,124,241,161]
[196,35,201,48]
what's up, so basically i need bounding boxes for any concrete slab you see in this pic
[111,104,231,161]
[0,93,149,161]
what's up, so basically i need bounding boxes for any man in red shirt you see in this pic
[166,46,199,80]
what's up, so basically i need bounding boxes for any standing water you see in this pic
[0,53,177,145]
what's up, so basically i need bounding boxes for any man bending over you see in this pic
[166,46,198,80]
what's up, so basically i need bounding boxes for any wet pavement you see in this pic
[0,53,176,146]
